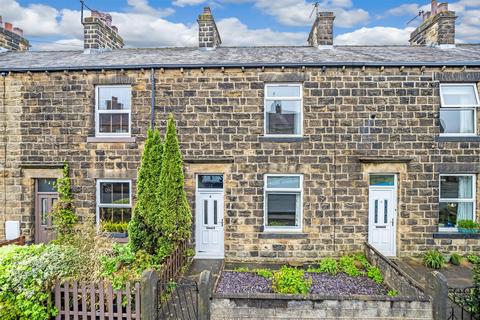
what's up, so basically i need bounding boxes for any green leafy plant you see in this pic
[387,290,398,297]
[102,221,129,233]
[253,268,274,279]
[272,266,311,295]
[450,253,461,266]
[423,250,445,269]
[355,254,372,270]
[457,220,479,229]
[50,163,78,239]
[318,258,339,275]
[367,267,384,284]
[339,255,362,277]
[234,266,249,273]
[129,128,164,254]
[0,244,81,320]
[467,254,480,264]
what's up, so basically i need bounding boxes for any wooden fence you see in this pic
[0,236,25,247]
[54,281,141,320]
[54,239,190,319]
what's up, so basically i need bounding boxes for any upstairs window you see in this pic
[96,86,131,137]
[439,174,476,230]
[264,174,302,231]
[264,84,302,136]
[96,180,132,225]
[439,84,479,136]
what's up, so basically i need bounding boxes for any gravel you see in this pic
[216,271,273,294]
[216,271,388,296]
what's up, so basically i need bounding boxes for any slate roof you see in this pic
[0,45,479,71]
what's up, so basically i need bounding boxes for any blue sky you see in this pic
[2,0,479,50]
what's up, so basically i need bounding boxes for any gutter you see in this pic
[1,61,480,73]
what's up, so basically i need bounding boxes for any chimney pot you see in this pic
[308,12,335,47]
[5,22,12,31]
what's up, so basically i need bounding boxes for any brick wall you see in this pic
[0,27,29,51]
[1,66,479,259]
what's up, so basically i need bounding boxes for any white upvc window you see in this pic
[264,84,303,137]
[96,179,132,225]
[264,174,303,231]
[439,174,476,231]
[439,84,479,136]
[95,85,132,137]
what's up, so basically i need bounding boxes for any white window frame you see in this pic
[95,85,132,137]
[264,174,303,232]
[96,179,132,225]
[439,174,476,232]
[264,83,303,137]
[439,83,479,137]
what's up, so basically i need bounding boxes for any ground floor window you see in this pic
[264,174,302,231]
[439,174,475,229]
[96,180,132,226]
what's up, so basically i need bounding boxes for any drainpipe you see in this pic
[150,68,155,129]
[333,68,338,252]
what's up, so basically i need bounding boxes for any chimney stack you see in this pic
[197,7,222,49]
[308,12,335,47]
[0,17,29,51]
[409,1,456,47]
[83,10,124,51]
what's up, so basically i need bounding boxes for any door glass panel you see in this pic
[198,175,223,189]
[384,199,388,224]
[370,175,395,186]
[38,179,56,193]
[374,200,378,224]
[41,198,48,225]
[214,200,218,225]
[204,200,208,225]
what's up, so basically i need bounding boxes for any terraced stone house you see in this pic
[0,1,479,261]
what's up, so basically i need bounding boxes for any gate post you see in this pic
[198,270,212,320]
[425,271,448,320]
[141,270,158,320]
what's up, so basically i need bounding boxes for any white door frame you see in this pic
[195,174,225,259]
[368,174,397,257]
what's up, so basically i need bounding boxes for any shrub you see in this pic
[423,250,445,269]
[0,244,80,320]
[234,266,249,272]
[102,221,129,233]
[467,254,480,264]
[387,289,398,297]
[129,128,164,254]
[450,253,461,266]
[253,268,274,279]
[50,163,77,239]
[355,254,372,270]
[318,258,339,275]
[339,255,362,277]
[367,267,384,284]
[156,115,192,259]
[272,266,311,295]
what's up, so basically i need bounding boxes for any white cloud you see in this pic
[386,4,422,17]
[173,0,208,7]
[217,17,306,46]
[32,38,83,51]
[335,26,415,45]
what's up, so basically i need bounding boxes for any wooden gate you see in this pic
[157,278,199,320]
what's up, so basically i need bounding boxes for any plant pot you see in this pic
[458,227,479,234]
[108,232,128,238]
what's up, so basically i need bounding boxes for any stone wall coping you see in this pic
[86,137,136,143]
[212,292,430,303]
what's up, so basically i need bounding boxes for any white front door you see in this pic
[196,191,224,259]
[368,175,397,256]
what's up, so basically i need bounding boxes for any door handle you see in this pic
[391,218,394,227]
[221,219,224,227]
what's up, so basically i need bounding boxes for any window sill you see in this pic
[436,136,480,142]
[87,137,136,143]
[433,232,480,239]
[259,136,306,143]
[259,232,307,239]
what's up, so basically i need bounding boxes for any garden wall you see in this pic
[210,293,433,320]
[364,242,426,297]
